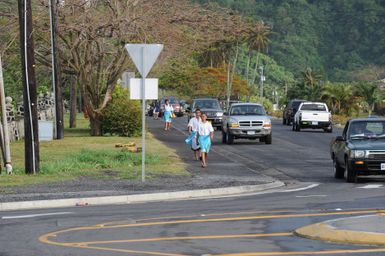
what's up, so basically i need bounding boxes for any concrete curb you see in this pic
[295,216,385,245]
[0,180,284,212]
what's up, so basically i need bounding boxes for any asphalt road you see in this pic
[2,117,385,256]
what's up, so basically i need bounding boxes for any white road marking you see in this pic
[280,183,319,192]
[1,212,73,220]
[295,195,327,198]
[357,184,384,189]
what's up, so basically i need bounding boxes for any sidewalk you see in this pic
[0,117,282,211]
[295,213,385,245]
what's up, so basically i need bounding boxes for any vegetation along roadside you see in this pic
[0,114,188,188]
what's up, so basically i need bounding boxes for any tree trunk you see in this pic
[89,112,102,136]
[69,79,77,128]
[251,52,260,91]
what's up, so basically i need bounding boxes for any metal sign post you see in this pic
[141,47,146,182]
[125,44,163,182]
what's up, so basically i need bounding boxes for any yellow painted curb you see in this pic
[295,222,385,245]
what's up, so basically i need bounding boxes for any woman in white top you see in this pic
[186,108,201,160]
[163,99,174,131]
[198,112,214,168]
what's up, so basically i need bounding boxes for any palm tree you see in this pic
[355,82,382,115]
[245,22,272,93]
[301,67,322,101]
[321,82,354,114]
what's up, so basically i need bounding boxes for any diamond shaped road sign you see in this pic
[125,44,164,78]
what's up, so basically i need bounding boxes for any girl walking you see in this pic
[186,108,202,160]
[198,113,214,168]
[163,99,174,131]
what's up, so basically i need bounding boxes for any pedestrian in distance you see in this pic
[198,112,214,168]
[153,101,160,120]
[163,99,174,131]
[186,108,202,160]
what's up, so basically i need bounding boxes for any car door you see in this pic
[336,121,350,165]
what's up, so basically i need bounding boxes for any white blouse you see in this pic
[198,121,214,136]
[188,117,201,132]
[165,105,174,112]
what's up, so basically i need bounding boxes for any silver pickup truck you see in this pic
[221,103,272,144]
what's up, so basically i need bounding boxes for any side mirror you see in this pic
[335,136,345,142]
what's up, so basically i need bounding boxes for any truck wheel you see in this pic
[333,156,344,179]
[227,133,234,145]
[222,130,227,143]
[265,134,272,144]
[294,122,300,132]
[345,158,357,183]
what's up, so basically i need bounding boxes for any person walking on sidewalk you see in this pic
[163,99,174,131]
[153,101,160,120]
[198,112,214,168]
[186,108,202,160]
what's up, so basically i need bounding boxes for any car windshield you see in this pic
[300,103,326,111]
[193,100,220,109]
[349,121,385,139]
[230,105,265,115]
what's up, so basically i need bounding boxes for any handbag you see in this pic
[171,112,176,118]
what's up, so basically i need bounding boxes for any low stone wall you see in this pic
[4,93,56,141]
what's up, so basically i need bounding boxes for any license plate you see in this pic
[381,163,385,171]
[312,121,318,125]
[247,131,255,135]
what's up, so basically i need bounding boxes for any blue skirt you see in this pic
[164,111,172,123]
[199,135,211,153]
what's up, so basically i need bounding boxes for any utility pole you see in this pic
[49,0,64,139]
[18,0,40,174]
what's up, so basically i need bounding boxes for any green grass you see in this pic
[0,114,188,187]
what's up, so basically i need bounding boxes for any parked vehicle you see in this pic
[160,97,184,117]
[187,98,224,129]
[330,118,385,183]
[293,102,332,132]
[282,99,306,125]
[221,103,272,145]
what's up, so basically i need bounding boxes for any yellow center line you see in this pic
[79,232,293,245]
[216,248,385,255]
[51,209,385,233]
[38,209,385,255]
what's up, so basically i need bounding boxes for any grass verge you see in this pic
[0,114,188,188]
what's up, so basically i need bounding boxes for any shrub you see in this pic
[102,86,141,136]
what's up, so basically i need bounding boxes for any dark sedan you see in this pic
[330,118,385,182]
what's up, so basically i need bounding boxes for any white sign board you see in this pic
[130,78,158,100]
[125,44,163,78]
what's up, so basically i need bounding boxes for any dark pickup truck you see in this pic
[330,118,385,183]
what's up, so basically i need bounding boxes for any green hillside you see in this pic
[195,0,385,81]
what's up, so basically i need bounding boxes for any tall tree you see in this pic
[245,22,272,92]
